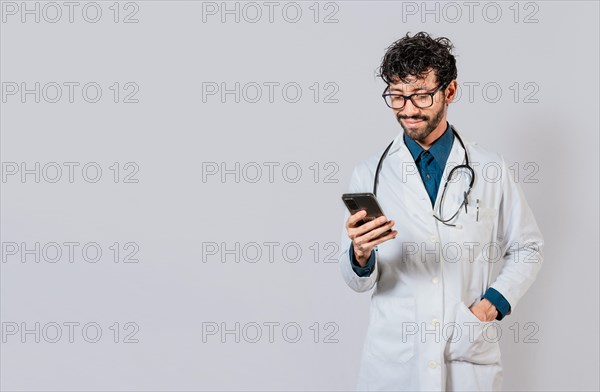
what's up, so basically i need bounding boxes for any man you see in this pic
[339,32,544,391]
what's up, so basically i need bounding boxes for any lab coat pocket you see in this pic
[364,296,416,364]
[445,302,501,365]
[454,206,499,263]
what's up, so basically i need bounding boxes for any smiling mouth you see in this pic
[402,118,424,125]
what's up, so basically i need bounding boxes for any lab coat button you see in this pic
[428,360,437,369]
[431,277,439,284]
[432,318,440,326]
[430,236,438,243]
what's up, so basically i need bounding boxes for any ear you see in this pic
[444,80,458,104]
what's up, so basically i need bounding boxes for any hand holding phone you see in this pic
[342,193,397,266]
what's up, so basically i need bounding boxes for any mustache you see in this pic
[397,115,428,121]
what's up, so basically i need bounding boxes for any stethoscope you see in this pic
[373,124,475,226]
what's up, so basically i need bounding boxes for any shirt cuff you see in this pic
[482,287,511,320]
[349,244,376,277]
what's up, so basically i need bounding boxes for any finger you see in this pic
[361,228,398,249]
[351,223,395,251]
[353,224,394,257]
[485,305,497,320]
[482,308,497,322]
[351,215,390,236]
[346,210,368,229]
[359,219,395,242]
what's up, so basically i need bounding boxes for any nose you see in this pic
[398,98,420,117]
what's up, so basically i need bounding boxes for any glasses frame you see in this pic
[382,83,448,110]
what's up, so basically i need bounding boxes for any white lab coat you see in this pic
[339,129,544,391]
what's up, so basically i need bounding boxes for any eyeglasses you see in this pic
[382,83,447,110]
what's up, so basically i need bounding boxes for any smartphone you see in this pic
[341,192,392,238]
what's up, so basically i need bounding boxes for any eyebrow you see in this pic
[389,85,433,93]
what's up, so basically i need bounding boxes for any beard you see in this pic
[396,103,446,142]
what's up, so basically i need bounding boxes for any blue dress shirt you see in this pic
[403,122,454,207]
[350,122,511,320]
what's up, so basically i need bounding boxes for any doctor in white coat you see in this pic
[339,32,544,391]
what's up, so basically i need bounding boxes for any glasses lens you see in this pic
[412,94,433,108]
[385,95,405,109]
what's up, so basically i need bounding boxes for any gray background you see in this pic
[1,1,598,390]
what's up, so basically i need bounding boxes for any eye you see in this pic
[413,94,430,103]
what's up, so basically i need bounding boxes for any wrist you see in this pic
[352,243,368,266]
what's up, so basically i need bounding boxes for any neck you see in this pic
[416,118,448,149]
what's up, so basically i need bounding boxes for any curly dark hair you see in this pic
[378,31,457,88]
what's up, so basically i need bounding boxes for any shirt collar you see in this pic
[402,121,454,169]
